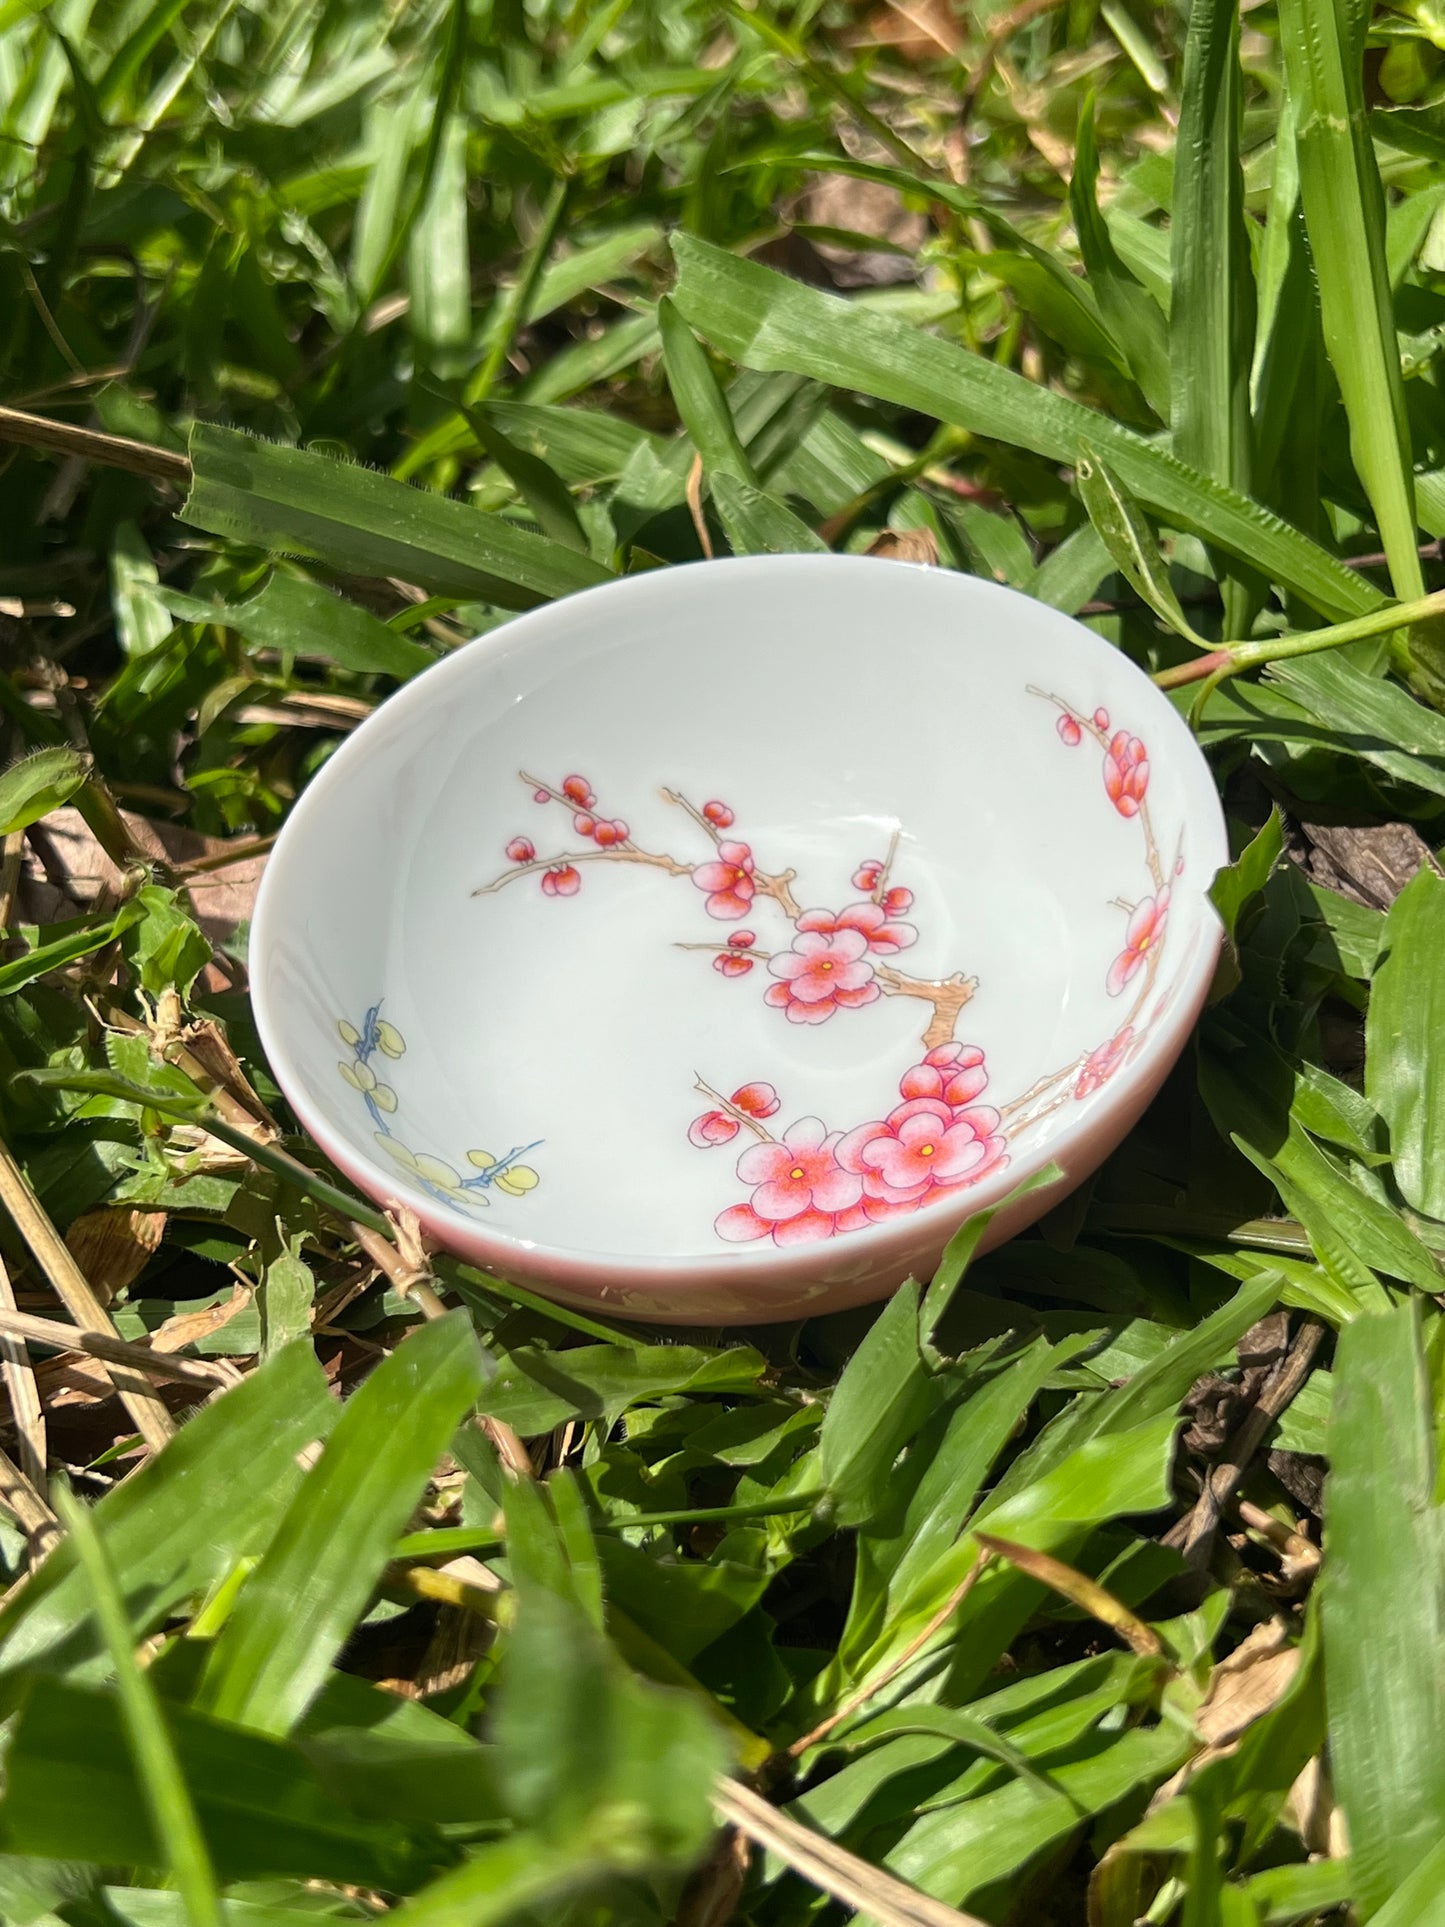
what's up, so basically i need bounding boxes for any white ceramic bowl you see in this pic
[251,555,1227,1324]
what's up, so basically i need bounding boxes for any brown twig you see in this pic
[788,1551,989,1758]
[0,403,191,486]
[1165,1318,1326,1567]
[686,454,715,560]
[0,1440,59,1555]
[0,1252,46,1495]
[0,1142,174,1451]
[0,1305,236,1386]
[713,1778,992,1927]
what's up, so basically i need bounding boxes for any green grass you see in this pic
[5,0,1445,1919]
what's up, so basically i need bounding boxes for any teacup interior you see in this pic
[255,560,1222,1263]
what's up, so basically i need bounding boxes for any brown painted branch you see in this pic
[0,404,191,485]
[693,1076,776,1143]
[874,965,978,1048]
[472,845,694,895]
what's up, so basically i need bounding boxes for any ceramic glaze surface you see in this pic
[251,556,1227,1322]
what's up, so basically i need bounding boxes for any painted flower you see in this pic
[1075,1027,1135,1098]
[703,800,735,828]
[506,835,536,863]
[853,858,885,892]
[533,787,550,803]
[693,840,757,920]
[795,901,916,956]
[1057,713,1082,746]
[898,1042,989,1108]
[541,864,581,897]
[374,1020,405,1058]
[466,1148,540,1196]
[562,774,594,807]
[734,1081,779,1117]
[689,1082,779,1149]
[1107,888,1169,995]
[1094,707,1110,730]
[765,928,879,1024]
[838,1097,1007,1213]
[573,811,596,837]
[337,1019,361,1047]
[376,1137,479,1206]
[728,930,756,949]
[714,953,754,977]
[882,886,913,917]
[1104,730,1149,816]
[594,818,629,847]
[736,1118,863,1226]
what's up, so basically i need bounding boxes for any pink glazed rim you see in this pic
[249,555,1227,1326]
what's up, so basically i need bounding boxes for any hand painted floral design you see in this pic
[474,688,1184,1250]
[765,927,880,1025]
[1075,1027,1136,1098]
[1107,888,1169,996]
[335,1004,541,1214]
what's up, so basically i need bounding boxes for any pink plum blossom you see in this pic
[852,859,884,892]
[732,1082,779,1118]
[735,1118,863,1224]
[506,836,535,863]
[1104,731,1150,817]
[1107,889,1169,995]
[689,1110,739,1148]
[594,818,629,847]
[765,928,880,1024]
[562,775,594,807]
[714,953,754,977]
[728,930,755,949]
[838,1097,1006,1207]
[795,901,916,956]
[898,1043,989,1108]
[1075,1027,1135,1098]
[703,800,735,828]
[693,841,757,920]
[541,864,581,897]
[882,886,913,917]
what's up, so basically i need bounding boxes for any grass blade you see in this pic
[1171,0,1257,630]
[1071,98,1170,417]
[52,1483,223,1926]
[1324,1303,1445,1915]
[670,234,1381,621]
[1366,867,1445,1220]
[197,1310,487,1735]
[182,425,612,609]
[1276,0,1424,599]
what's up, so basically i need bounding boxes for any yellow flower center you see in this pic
[790,1166,805,1180]
[820,960,833,972]
[1138,932,1152,952]
[734,868,747,882]
[919,1143,935,1157]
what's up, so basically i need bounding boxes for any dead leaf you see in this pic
[149,1283,252,1354]
[63,1208,166,1306]
[798,172,929,288]
[1148,1619,1301,1808]
[1297,819,1433,910]
[866,528,940,566]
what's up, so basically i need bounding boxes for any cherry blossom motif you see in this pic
[1057,714,1082,746]
[882,886,913,917]
[505,836,535,863]
[730,1118,864,1234]
[573,812,596,837]
[1107,888,1169,995]
[899,1043,989,1108]
[853,858,885,892]
[796,901,917,956]
[692,840,757,920]
[562,775,594,807]
[765,928,880,1024]
[714,953,754,977]
[732,1082,779,1117]
[1075,1027,1135,1098]
[839,1097,1008,1215]
[1104,731,1149,817]
[687,1082,778,1150]
[532,787,550,803]
[703,800,735,829]
[541,864,581,897]
[1094,707,1110,730]
[728,930,755,950]
[594,818,629,847]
